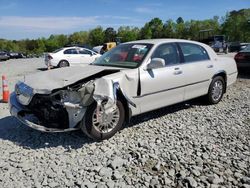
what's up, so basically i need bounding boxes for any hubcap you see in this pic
[60,61,68,67]
[92,104,120,133]
[211,80,223,101]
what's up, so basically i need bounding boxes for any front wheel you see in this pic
[206,76,225,104]
[81,101,125,140]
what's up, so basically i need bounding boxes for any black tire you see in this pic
[207,76,225,104]
[81,101,125,140]
[58,60,69,68]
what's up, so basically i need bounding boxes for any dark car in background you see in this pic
[234,44,250,69]
[8,52,25,59]
[229,42,249,52]
[0,51,10,61]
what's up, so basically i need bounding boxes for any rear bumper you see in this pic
[9,93,79,132]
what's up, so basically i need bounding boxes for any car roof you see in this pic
[125,38,205,45]
[62,46,93,51]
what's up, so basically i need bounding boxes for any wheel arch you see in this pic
[212,71,227,93]
[116,89,132,124]
[58,59,69,67]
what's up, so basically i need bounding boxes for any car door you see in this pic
[138,43,185,113]
[63,48,79,65]
[177,42,214,100]
[78,48,95,64]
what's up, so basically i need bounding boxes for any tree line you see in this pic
[0,9,249,54]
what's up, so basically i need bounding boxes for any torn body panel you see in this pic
[92,69,140,121]
[10,67,140,132]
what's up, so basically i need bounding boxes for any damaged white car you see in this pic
[9,39,238,140]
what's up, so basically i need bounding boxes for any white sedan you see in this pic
[10,39,237,140]
[45,47,101,68]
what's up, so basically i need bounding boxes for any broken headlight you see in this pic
[15,81,34,105]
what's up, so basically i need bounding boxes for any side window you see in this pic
[64,49,78,54]
[179,43,209,62]
[79,49,92,55]
[151,43,180,66]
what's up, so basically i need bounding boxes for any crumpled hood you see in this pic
[23,65,121,94]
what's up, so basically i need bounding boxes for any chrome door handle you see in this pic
[174,70,183,75]
[207,65,213,68]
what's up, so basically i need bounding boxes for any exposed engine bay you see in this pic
[14,68,136,131]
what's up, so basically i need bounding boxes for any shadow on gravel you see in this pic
[0,98,205,150]
[37,68,49,71]
[238,69,250,79]
[0,116,93,150]
[127,97,205,128]
[0,100,8,103]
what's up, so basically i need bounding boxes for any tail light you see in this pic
[48,55,53,60]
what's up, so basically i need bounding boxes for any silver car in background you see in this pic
[10,39,237,140]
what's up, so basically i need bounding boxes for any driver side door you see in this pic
[138,43,185,113]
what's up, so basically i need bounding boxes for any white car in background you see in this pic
[45,47,101,68]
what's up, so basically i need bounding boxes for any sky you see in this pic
[0,0,249,40]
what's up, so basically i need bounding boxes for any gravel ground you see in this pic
[0,57,249,188]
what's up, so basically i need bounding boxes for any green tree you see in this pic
[176,17,184,24]
[139,23,152,39]
[68,31,88,45]
[104,27,116,42]
[162,19,176,38]
[88,27,105,46]
[222,9,250,42]
[117,26,139,42]
[148,18,164,38]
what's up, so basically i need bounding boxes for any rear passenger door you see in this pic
[177,43,214,100]
[78,48,96,64]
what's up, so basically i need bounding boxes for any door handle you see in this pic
[207,65,213,68]
[174,70,183,75]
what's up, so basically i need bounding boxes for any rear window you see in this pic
[179,43,210,62]
[53,48,63,53]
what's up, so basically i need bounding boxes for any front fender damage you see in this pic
[93,76,136,118]
[16,73,136,132]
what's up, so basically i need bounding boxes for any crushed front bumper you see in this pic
[9,93,79,132]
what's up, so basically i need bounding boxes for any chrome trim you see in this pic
[228,71,238,76]
[133,79,210,98]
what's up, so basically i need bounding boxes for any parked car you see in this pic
[10,39,237,140]
[45,47,101,68]
[0,51,10,61]
[234,44,250,69]
[92,45,103,54]
[228,42,249,52]
[8,52,25,59]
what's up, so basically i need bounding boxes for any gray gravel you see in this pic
[0,57,249,188]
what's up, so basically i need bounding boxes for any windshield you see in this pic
[92,43,153,68]
[241,44,250,52]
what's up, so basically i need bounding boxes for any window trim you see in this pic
[63,48,78,55]
[150,42,181,67]
[177,42,210,64]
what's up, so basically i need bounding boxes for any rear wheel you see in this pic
[81,101,125,140]
[58,60,69,68]
[207,76,225,104]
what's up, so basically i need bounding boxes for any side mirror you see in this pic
[146,58,165,70]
